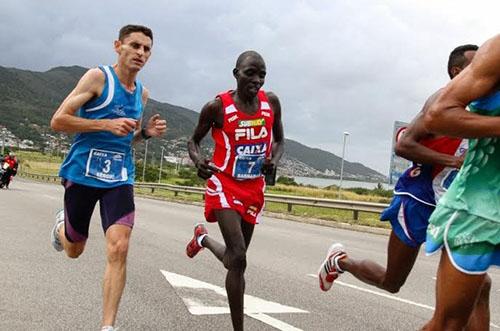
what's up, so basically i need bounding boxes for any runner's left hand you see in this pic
[261,158,275,175]
[144,114,167,137]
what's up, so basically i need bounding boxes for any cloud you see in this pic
[1,0,498,174]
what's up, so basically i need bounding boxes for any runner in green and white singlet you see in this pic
[426,93,500,273]
[421,34,500,331]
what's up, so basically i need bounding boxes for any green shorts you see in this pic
[425,206,500,274]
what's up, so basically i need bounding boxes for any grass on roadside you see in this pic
[134,186,389,228]
[17,150,391,228]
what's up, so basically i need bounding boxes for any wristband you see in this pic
[141,128,152,140]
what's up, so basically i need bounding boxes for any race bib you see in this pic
[85,149,127,182]
[232,154,265,179]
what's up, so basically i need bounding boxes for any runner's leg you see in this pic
[464,274,491,331]
[241,219,255,250]
[201,213,255,262]
[100,184,135,328]
[202,232,226,262]
[338,231,419,293]
[215,209,251,331]
[102,224,132,327]
[59,225,87,258]
[422,251,486,330]
[59,181,100,258]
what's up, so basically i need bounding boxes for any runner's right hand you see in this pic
[106,118,137,136]
[196,159,219,180]
[453,154,465,169]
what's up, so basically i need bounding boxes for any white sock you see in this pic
[197,234,207,247]
[101,326,115,331]
[333,254,346,273]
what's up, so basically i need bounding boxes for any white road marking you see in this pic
[308,274,433,310]
[247,313,303,331]
[161,270,307,331]
[307,274,500,329]
[43,194,59,200]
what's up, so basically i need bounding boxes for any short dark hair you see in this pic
[447,44,478,78]
[118,24,153,45]
[235,50,264,68]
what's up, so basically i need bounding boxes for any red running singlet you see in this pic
[205,90,275,224]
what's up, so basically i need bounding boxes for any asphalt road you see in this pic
[1,178,498,330]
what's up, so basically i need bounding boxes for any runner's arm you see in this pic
[132,89,167,144]
[133,88,150,144]
[396,94,463,168]
[423,35,500,138]
[188,99,221,178]
[266,92,285,166]
[51,68,137,136]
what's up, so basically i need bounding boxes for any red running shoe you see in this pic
[186,223,208,258]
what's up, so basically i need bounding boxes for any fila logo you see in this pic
[261,111,271,118]
[246,205,258,217]
[235,127,268,141]
[228,115,239,123]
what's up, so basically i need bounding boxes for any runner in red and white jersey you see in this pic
[206,89,275,224]
[212,90,274,181]
[393,135,466,207]
[419,136,468,202]
[185,51,284,331]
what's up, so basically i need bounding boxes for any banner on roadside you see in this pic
[388,121,411,185]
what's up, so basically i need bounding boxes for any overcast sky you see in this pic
[1,0,499,174]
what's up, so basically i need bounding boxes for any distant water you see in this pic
[293,176,394,190]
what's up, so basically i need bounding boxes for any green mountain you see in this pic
[0,65,385,181]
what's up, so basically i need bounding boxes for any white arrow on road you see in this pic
[161,270,308,331]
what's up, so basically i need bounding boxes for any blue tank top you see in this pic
[59,65,143,188]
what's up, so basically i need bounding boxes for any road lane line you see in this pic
[161,270,307,330]
[247,313,303,331]
[307,274,499,329]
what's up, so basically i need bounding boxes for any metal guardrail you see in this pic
[20,172,389,220]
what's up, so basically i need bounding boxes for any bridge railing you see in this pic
[20,172,388,220]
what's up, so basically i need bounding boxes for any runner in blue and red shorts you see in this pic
[318,43,491,330]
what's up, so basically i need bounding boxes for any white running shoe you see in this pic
[318,243,347,292]
[51,209,65,252]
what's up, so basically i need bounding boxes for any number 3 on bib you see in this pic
[86,148,127,182]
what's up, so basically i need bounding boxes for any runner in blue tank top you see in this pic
[49,25,166,331]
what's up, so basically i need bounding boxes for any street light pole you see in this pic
[142,140,148,182]
[158,146,165,183]
[1,129,5,156]
[338,131,350,199]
